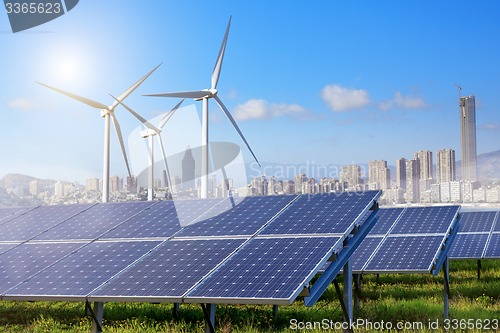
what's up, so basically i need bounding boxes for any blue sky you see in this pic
[1,1,499,182]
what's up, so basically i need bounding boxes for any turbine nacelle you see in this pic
[140,128,159,138]
[194,88,218,101]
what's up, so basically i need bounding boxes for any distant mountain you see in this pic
[1,173,57,190]
[457,149,500,180]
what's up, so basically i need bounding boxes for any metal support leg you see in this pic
[273,305,279,319]
[173,303,180,320]
[202,304,216,333]
[90,302,104,333]
[343,260,353,325]
[354,274,362,313]
[478,260,482,280]
[443,257,450,319]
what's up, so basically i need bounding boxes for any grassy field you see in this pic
[0,260,499,332]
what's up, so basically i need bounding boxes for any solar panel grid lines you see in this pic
[0,204,96,242]
[0,241,87,296]
[260,191,381,236]
[33,201,155,241]
[350,236,384,272]
[459,211,497,233]
[100,201,180,239]
[448,233,489,259]
[363,235,445,273]
[3,240,162,301]
[173,198,228,227]
[175,195,299,237]
[0,206,36,225]
[184,236,343,305]
[88,238,246,303]
[484,233,500,258]
[390,206,460,235]
[492,211,500,232]
[369,208,405,235]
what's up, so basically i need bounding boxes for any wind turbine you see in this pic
[145,17,260,199]
[111,96,184,201]
[37,64,161,203]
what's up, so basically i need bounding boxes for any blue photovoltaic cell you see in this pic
[390,206,460,235]
[0,242,84,293]
[101,201,180,239]
[0,204,93,242]
[90,239,245,299]
[351,237,384,271]
[364,236,444,272]
[459,212,497,233]
[449,233,489,259]
[176,195,297,237]
[0,207,33,223]
[484,234,500,258]
[34,201,154,241]
[6,241,161,298]
[173,198,226,227]
[0,243,21,256]
[492,212,500,232]
[369,208,404,235]
[260,191,379,235]
[187,237,341,301]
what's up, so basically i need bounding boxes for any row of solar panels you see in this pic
[0,192,380,305]
[448,211,500,259]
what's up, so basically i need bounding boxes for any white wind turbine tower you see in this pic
[111,96,184,201]
[37,64,161,203]
[145,17,260,198]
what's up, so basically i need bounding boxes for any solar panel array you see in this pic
[0,190,380,305]
[349,206,460,274]
[449,211,500,259]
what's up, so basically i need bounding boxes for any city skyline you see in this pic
[1,1,500,183]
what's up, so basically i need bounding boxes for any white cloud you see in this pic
[7,98,35,110]
[233,99,310,121]
[378,92,426,111]
[483,123,500,131]
[321,84,370,112]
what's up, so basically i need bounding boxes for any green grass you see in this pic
[0,260,499,332]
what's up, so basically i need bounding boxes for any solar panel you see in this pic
[0,207,34,223]
[173,198,226,227]
[484,233,500,258]
[0,243,21,256]
[0,242,84,294]
[101,201,180,239]
[363,235,444,273]
[369,208,404,235]
[5,240,161,299]
[448,233,489,259]
[89,239,245,302]
[350,237,384,271]
[492,212,500,232]
[390,206,459,235]
[186,236,342,304]
[260,191,378,235]
[459,212,497,233]
[176,195,297,237]
[34,202,154,241]
[0,204,93,242]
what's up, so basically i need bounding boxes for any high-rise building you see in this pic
[182,146,196,190]
[126,176,137,194]
[405,158,420,203]
[396,158,407,190]
[414,150,433,180]
[341,165,361,189]
[368,160,391,191]
[110,176,121,193]
[436,149,456,183]
[29,180,39,196]
[86,178,100,192]
[294,174,307,193]
[460,95,477,181]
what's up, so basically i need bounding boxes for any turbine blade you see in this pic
[110,113,132,177]
[211,16,231,90]
[109,94,160,133]
[157,135,173,191]
[36,82,108,109]
[158,99,184,129]
[111,63,162,109]
[145,90,208,99]
[213,95,261,167]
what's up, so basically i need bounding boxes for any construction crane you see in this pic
[455,83,465,117]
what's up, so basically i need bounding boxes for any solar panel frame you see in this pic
[484,233,500,259]
[184,236,343,305]
[88,238,246,303]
